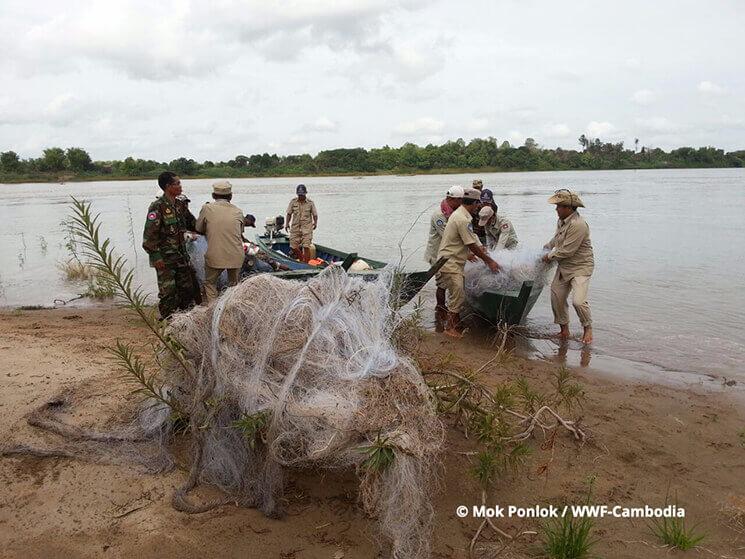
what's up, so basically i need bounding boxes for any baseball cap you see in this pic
[480,188,494,203]
[296,184,308,195]
[478,206,495,226]
[212,180,232,195]
[463,187,481,201]
[244,214,256,227]
[446,185,464,198]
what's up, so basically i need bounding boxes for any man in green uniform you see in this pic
[142,171,202,319]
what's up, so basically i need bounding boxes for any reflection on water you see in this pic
[1,168,744,382]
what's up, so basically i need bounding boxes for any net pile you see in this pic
[464,246,552,298]
[160,265,444,559]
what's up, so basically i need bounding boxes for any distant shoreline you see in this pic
[2,163,743,185]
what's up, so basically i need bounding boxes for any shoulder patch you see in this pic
[501,223,509,230]
[467,223,474,232]
[147,211,158,221]
[436,219,445,227]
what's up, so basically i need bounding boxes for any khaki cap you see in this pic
[463,187,481,201]
[548,189,584,208]
[478,206,494,226]
[446,185,464,198]
[212,180,233,195]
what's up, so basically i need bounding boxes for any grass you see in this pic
[649,511,705,550]
[358,433,396,473]
[233,411,270,449]
[58,259,94,281]
[541,512,597,559]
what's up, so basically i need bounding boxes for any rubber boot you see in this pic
[444,312,463,338]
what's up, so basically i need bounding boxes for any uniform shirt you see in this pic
[484,215,518,250]
[546,211,594,278]
[143,195,196,267]
[286,197,318,232]
[195,199,245,269]
[436,205,480,275]
[424,208,447,265]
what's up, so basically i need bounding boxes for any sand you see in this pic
[1,307,744,558]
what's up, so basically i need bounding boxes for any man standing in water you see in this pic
[542,189,594,344]
[437,188,500,338]
[285,184,318,263]
[424,185,464,332]
[142,171,202,319]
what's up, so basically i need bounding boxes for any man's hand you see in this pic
[542,253,551,263]
[467,254,478,262]
[154,260,166,271]
[487,260,499,273]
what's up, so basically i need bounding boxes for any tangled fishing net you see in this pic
[464,246,552,299]
[162,266,444,558]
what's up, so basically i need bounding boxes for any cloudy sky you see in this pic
[1,0,744,161]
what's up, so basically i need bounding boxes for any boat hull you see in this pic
[467,281,543,326]
[254,233,387,271]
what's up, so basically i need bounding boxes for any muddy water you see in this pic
[1,169,743,383]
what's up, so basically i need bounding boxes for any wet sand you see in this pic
[1,307,744,558]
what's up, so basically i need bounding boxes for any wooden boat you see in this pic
[467,281,543,326]
[254,231,386,271]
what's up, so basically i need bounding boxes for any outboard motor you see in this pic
[264,215,287,243]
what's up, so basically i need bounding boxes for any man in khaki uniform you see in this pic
[542,189,595,344]
[195,180,245,303]
[477,206,518,250]
[285,184,318,262]
[437,188,500,338]
[424,185,464,332]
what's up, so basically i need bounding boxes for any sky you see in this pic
[1,0,744,161]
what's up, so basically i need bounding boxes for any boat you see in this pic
[467,281,543,326]
[254,218,444,305]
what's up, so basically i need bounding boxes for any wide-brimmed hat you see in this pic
[212,180,232,195]
[478,206,495,226]
[446,185,464,198]
[548,189,585,208]
[472,179,483,190]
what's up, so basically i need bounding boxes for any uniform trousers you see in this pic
[435,271,466,314]
[550,270,592,327]
[204,265,240,303]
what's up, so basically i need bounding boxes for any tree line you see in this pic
[1,136,744,182]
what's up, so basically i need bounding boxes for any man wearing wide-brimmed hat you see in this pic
[542,189,595,344]
[195,180,245,302]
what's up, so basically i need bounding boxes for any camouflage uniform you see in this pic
[142,195,202,319]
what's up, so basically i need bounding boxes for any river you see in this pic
[1,169,743,385]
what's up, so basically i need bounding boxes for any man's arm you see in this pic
[143,207,164,269]
[285,200,294,231]
[468,242,499,272]
[194,205,207,235]
[311,201,318,229]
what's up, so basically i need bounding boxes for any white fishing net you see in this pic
[464,246,552,297]
[160,266,444,559]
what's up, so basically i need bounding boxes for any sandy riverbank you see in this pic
[1,307,744,558]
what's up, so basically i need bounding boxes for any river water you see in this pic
[1,169,743,385]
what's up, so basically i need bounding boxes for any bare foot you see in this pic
[581,327,593,344]
[558,325,570,340]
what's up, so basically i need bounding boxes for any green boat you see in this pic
[467,281,543,326]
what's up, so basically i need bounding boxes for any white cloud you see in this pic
[467,118,491,133]
[586,121,616,138]
[543,123,571,138]
[394,117,444,135]
[624,57,641,69]
[698,80,724,94]
[631,89,656,106]
[635,117,681,134]
[304,116,338,133]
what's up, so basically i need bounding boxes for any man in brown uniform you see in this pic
[436,188,500,338]
[285,184,318,262]
[542,189,595,344]
[195,180,245,303]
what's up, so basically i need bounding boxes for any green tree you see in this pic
[66,147,93,172]
[0,150,21,171]
[40,147,67,172]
